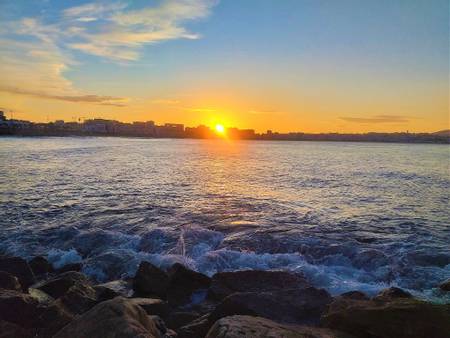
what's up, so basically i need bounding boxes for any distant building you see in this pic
[0,111,6,121]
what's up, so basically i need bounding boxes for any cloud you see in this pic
[248,109,283,115]
[187,107,217,113]
[340,115,410,124]
[151,99,180,105]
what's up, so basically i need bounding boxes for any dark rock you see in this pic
[211,287,333,326]
[96,279,133,298]
[93,285,120,302]
[208,270,310,300]
[55,262,82,273]
[206,315,354,338]
[167,263,211,306]
[34,271,91,299]
[372,287,413,302]
[166,311,201,329]
[177,314,211,338]
[353,249,390,270]
[28,256,53,276]
[0,320,33,338]
[0,256,35,291]
[59,283,98,314]
[0,289,40,328]
[133,261,169,298]
[35,300,74,337]
[129,298,170,318]
[149,315,177,338]
[340,291,369,301]
[439,279,450,292]
[0,271,21,291]
[53,296,171,338]
[321,297,450,338]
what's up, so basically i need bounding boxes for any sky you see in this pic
[0,0,448,133]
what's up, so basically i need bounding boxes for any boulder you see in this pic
[28,256,53,276]
[206,315,354,338]
[53,296,171,338]
[129,298,170,318]
[208,270,309,300]
[372,287,412,302]
[439,279,450,292]
[166,311,201,330]
[133,261,169,298]
[0,271,21,291]
[0,320,33,338]
[35,300,74,337]
[59,283,98,314]
[0,256,35,291]
[177,314,211,338]
[55,262,82,273]
[211,287,332,326]
[167,263,211,306]
[321,297,450,338]
[34,271,91,299]
[94,285,121,302]
[339,291,369,301]
[0,289,40,328]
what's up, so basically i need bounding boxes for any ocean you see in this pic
[1,137,449,302]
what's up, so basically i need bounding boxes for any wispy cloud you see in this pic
[340,115,410,124]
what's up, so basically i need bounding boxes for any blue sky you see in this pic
[0,0,448,132]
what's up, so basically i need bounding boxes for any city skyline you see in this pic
[1,0,449,133]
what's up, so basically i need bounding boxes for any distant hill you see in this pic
[432,130,450,136]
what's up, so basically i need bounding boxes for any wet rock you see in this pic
[0,271,21,291]
[166,311,201,330]
[339,291,369,301]
[321,297,450,338]
[208,270,310,300]
[34,271,91,299]
[211,287,333,326]
[177,314,211,338]
[0,320,33,338]
[129,298,170,318]
[0,256,35,291]
[0,289,40,328]
[167,263,211,306]
[28,256,53,276]
[372,287,413,302]
[206,315,353,338]
[352,249,390,270]
[53,296,170,338]
[93,285,120,302]
[59,283,98,314]
[55,262,82,273]
[133,261,169,298]
[439,279,450,292]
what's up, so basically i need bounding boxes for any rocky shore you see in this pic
[0,255,449,338]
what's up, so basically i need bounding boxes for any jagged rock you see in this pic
[35,300,74,337]
[133,261,170,298]
[210,287,332,326]
[372,287,412,302]
[167,263,211,306]
[208,270,310,300]
[96,279,133,298]
[55,262,82,273]
[53,297,171,338]
[439,279,450,292]
[206,315,354,338]
[28,256,53,276]
[321,297,450,338]
[59,283,98,314]
[166,311,201,330]
[0,289,40,328]
[177,314,211,338]
[34,271,91,299]
[129,298,170,318]
[0,320,33,338]
[0,271,21,291]
[94,285,120,302]
[0,256,35,291]
[28,287,54,305]
[339,291,369,301]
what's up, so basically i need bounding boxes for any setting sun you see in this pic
[215,124,225,135]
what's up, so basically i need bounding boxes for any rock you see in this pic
[0,289,40,328]
[321,297,450,338]
[55,262,82,273]
[166,311,201,330]
[59,283,98,314]
[28,287,54,305]
[167,263,211,306]
[0,271,21,291]
[96,279,133,298]
[372,287,412,302]
[352,249,390,270]
[0,320,33,338]
[206,315,353,338]
[129,298,170,318]
[339,291,369,301]
[439,279,450,292]
[34,271,91,299]
[208,270,310,300]
[211,287,333,326]
[28,256,53,276]
[53,297,171,338]
[35,301,74,337]
[177,314,211,338]
[94,285,121,302]
[133,261,170,298]
[149,315,178,338]
[0,256,35,291]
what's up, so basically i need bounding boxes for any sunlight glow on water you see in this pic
[0,137,449,301]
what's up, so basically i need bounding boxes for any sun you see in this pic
[215,124,225,134]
